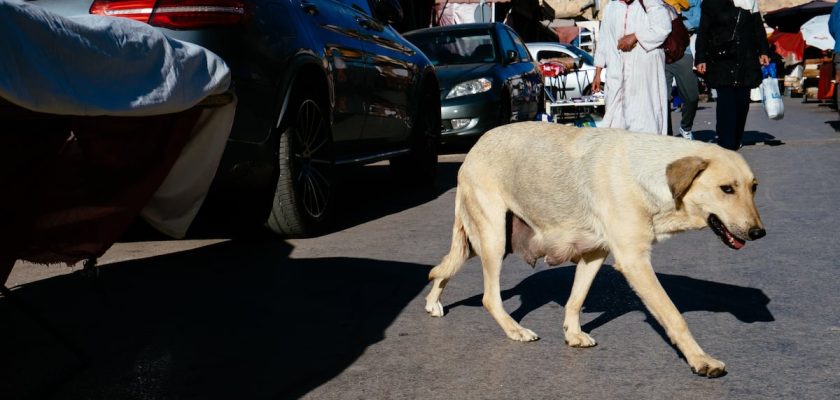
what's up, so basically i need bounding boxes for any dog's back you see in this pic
[460,122,721,235]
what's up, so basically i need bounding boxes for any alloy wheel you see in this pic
[291,98,331,220]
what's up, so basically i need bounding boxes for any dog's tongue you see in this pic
[725,229,745,250]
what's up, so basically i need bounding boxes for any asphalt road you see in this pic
[2,98,840,399]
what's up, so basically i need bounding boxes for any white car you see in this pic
[526,42,606,100]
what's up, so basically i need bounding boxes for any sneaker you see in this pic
[679,127,694,140]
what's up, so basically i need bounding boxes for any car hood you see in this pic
[435,63,496,91]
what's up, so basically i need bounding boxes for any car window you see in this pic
[344,0,372,15]
[405,28,497,66]
[535,49,576,64]
[505,28,531,63]
[563,45,595,66]
[496,26,515,61]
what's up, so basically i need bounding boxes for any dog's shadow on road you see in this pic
[447,265,774,335]
[0,240,431,400]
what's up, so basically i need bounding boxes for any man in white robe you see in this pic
[592,0,672,135]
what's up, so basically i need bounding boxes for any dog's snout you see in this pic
[748,227,766,240]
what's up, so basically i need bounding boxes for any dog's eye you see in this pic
[720,185,735,194]
[751,183,758,193]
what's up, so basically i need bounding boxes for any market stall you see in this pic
[0,0,235,285]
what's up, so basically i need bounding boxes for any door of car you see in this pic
[343,0,415,149]
[496,25,543,121]
[299,0,372,148]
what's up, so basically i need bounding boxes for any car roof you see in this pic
[526,42,574,49]
[404,22,499,36]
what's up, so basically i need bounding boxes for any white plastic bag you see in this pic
[750,87,762,102]
[760,77,784,120]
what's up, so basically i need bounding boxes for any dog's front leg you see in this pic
[614,252,726,378]
[563,249,608,347]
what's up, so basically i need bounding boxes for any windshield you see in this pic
[564,44,594,66]
[406,28,497,66]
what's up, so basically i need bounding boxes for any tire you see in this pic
[266,89,334,237]
[499,91,512,125]
[390,85,440,184]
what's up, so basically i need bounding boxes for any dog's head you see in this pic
[667,154,765,250]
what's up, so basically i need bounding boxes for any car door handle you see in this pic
[300,1,317,15]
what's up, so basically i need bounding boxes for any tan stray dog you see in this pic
[426,122,765,378]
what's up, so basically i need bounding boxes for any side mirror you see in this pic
[372,0,404,25]
[506,50,518,64]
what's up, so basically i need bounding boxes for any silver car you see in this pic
[526,42,606,100]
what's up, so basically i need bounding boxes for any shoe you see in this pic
[679,127,693,140]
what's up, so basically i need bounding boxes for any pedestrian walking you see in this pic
[694,0,770,150]
[828,0,840,93]
[663,1,699,140]
[592,0,672,135]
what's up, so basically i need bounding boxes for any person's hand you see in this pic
[617,34,638,52]
[592,66,603,92]
[759,54,770,66]
[696,63,707,74]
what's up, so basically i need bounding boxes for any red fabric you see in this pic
[818,61,835,99]
[0,100,200,284]
[553,26,579,44]
[540,61,567,77]
[768,31,806,64]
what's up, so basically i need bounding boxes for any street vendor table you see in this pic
[546,98,605,122]
[539,61,603,122]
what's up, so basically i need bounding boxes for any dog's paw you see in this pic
[689,355,726,378]
[425,300,444,317]
[506,327,539,342]
[564,331,597,348]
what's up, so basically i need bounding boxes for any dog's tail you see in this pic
[429,188,472,281]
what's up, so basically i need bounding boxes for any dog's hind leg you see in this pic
[472,198,539,342]
[426,190,473,317]
[563,249,608,348]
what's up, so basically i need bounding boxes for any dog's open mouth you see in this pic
[708,214,745,250]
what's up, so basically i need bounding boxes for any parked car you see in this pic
[29,0,440,237]
[526,42,605,100]
[404,23,543,143]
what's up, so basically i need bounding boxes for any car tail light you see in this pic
[90,0,248,29]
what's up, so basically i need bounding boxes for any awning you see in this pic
[764,0,835,33]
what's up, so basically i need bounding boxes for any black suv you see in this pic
[31,0,440,236]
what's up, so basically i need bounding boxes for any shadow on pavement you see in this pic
[824,120,840,131]
[692,130,783,147]
[0,240,431,400]
[447,265,774,334]
[328,158,461,233]
[187,157,463,240]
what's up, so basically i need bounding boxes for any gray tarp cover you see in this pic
[0,0,231,116]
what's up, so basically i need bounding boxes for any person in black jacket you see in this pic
[694,0,770,150]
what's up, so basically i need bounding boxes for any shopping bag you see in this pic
[574,114,598,127]
[760,64,784,120]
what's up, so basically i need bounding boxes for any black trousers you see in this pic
[714,86,751,150]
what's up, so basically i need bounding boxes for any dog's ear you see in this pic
[667,156,709,209]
